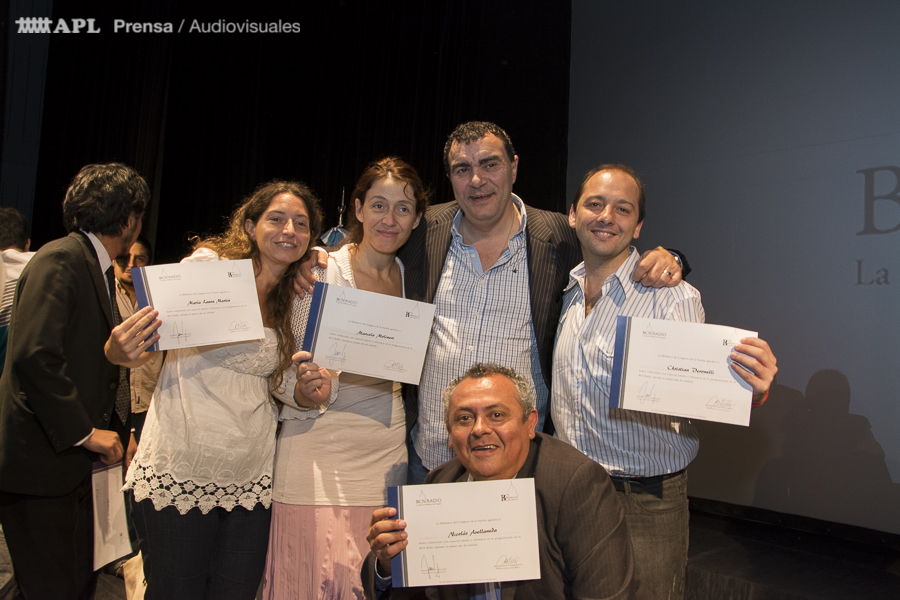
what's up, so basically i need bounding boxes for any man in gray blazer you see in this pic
[399,121,685,483]
[364,363,648,599]
[0,163,159,600]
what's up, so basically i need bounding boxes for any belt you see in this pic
[609,469,684,494]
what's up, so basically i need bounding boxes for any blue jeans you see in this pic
[615,471,689,600]
[137,500,271,600]
[406,437,430,485]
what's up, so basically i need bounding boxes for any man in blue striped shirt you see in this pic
[402,123,687,484]
[552,164,778,600]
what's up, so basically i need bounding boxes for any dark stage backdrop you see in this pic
[13,0,572,263]
[569,0,900,535]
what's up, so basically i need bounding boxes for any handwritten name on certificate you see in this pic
[609,317,758,426]
[302,282,436,385]
[133,259,264,351]
[388,479,540,588]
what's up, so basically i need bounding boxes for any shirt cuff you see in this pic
[752,390,769,406]
[374,561,392,593]
[74,428,94,447]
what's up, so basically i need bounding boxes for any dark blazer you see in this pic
[398,200,582,432]
[0,232,126,496]
[362,433,648,600]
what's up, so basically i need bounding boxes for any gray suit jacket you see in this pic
[362,433,648,600]
[0,232,126,496]
[398,200,581,433]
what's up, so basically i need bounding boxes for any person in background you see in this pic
[264,157,427,599]
[0,207,36,376]
[113,234,164,443]
[123,180,323,600]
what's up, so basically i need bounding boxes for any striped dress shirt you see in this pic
[413,196,549,470]
[552,248,705,477]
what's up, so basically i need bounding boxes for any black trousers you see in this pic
[0,474,98,600]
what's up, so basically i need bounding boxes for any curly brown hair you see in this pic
[194,180,324,389]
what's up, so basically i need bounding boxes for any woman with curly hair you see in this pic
[263,157,428,599]
[125,180,323,600]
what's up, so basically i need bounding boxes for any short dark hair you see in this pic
[573,164,645,223]
[441,363,535,429]
[346,157,430,246]
[0,207,30,251]
[133,234,153,264]
[443,121,517,175]
[62,163,149,235]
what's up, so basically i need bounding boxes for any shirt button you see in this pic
[472,311,479,317]
[478,279,485,286]
[109,382,117,390]
[467,345,474,351]
[575,372,583,381]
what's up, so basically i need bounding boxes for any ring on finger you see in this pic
[663,270,673,276]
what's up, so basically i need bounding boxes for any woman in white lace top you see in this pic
[263,158,428,599]
[124,180,323,600]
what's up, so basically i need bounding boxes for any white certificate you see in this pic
[134,259,264,351]
[92,461,130,570]
[302,282,436,385]
[609,317,758,426]
[388,479,540,587]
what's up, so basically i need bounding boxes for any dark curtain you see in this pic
[26,0,571,263]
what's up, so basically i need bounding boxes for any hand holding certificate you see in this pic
[610,317,760,426]
[383,480,540,587]
[133,259,265,351]
[302,282,436,385]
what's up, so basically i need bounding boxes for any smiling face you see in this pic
[355,176,422,256]
[447,374,538,481]
[569,169,643,271]
[244,192,311,274]
[114,241,150,287]
[446,133,518,230]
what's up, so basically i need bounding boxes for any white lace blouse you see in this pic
[124,248,280,515]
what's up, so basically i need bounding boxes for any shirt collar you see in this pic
[450,193,528,242]
[564,246,640,299]
[84,230,113,275]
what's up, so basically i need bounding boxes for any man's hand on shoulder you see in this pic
[632,247,682,288]
[82,429,124,465]
[293,248,328,298]
[367,507,408,575]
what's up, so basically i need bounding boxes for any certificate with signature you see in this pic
[302,282,436,385]
[609,317,758,426]
[388,479,540,587]
[133,259,264,351]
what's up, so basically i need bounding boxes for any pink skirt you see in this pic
[262,502,380,600]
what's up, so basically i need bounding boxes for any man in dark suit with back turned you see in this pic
[0,163,160,599]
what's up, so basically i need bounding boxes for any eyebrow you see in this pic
[451,153,503,170]
[268,209,308,219]
[582,195,636,206]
